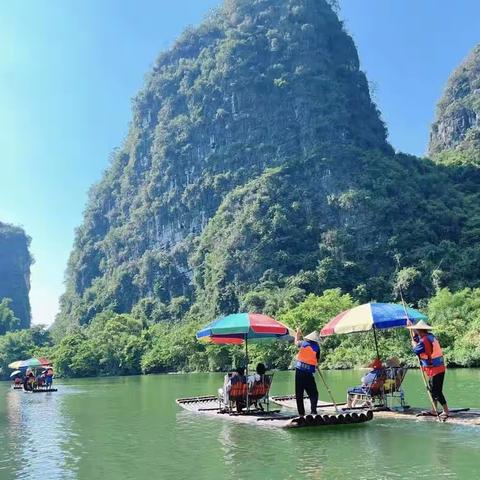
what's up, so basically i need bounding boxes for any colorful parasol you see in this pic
[8,357,52,369]
[320,303,427,358]
[196,313,292,344]
[320,303,427,336]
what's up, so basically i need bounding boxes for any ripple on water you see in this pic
[2,388,79,480]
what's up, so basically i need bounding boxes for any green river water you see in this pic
[0,369,479,480]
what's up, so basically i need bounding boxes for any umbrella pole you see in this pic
[245,334,249,411]
[372,327,380,359]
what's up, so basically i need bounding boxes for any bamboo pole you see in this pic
[398,288,441,422]
[316,367,339,413]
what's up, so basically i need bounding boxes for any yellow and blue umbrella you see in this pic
[320,303,427,357]
[321,303,426,336]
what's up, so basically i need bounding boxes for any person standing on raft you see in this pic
[294,329,320,417]
[408,320,449,418]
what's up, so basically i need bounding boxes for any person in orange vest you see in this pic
[294,329,321,417]
[409,320,449,418]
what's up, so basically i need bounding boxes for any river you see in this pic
[0,369,479,479]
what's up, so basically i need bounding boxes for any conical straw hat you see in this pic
[406,320,433,330]
[304,331,320,342]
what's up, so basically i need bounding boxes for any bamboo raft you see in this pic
[176,395,373,429]
[24,388,58,393]
[271,395,480,427]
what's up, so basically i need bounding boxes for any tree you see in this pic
[0,298,20,335]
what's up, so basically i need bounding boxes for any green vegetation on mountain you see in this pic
[0,222,32,329]
[53,0,391,338]
[1,0,478,378]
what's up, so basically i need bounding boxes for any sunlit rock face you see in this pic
[430,44,480,166]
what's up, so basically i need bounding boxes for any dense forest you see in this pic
[1,1,480,379]
[0,222,31,330]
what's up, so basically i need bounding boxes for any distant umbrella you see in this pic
[8,357,52,369]
[9,370,22,378]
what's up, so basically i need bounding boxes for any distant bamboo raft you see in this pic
[271,396,480,427]
[176,395,373,429]
[23,388,58,393]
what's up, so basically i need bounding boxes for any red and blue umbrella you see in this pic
[196,313,292,345]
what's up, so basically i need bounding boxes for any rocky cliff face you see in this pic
[429,44,480,165]
[0,222,32,329]
[55,0,390,333]
[55,0,480,336]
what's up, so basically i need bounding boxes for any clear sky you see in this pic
[0,0,478,326]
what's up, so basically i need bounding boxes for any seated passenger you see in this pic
[218,367,246,405]
[360,358,384,389]
[36,373,46,388]
[347,358,385,407]
[23,369,35,391]
[247,363,266,386]
[384,357,401,392]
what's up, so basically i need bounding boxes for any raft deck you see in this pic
[176,395,373,429]
[271,395,480,427]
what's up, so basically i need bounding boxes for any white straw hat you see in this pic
[304,331,320,342]
[406,320,433,330]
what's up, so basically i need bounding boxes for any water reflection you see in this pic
[4,388,78,480]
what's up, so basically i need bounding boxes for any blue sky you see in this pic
[0,0,478,325]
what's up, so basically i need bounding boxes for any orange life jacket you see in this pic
[296,343,318,367]
[419,334,445,376]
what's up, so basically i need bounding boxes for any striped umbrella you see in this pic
[197,313,292,372]
[320,303,427,357]
[8,357,52,369]
[197,313,292,344]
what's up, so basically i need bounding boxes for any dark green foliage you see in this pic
[0,222,32,329]
[4,287,480,377]
[0,299,20,335]
[192,147,480,316]
[51,311,146,377]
